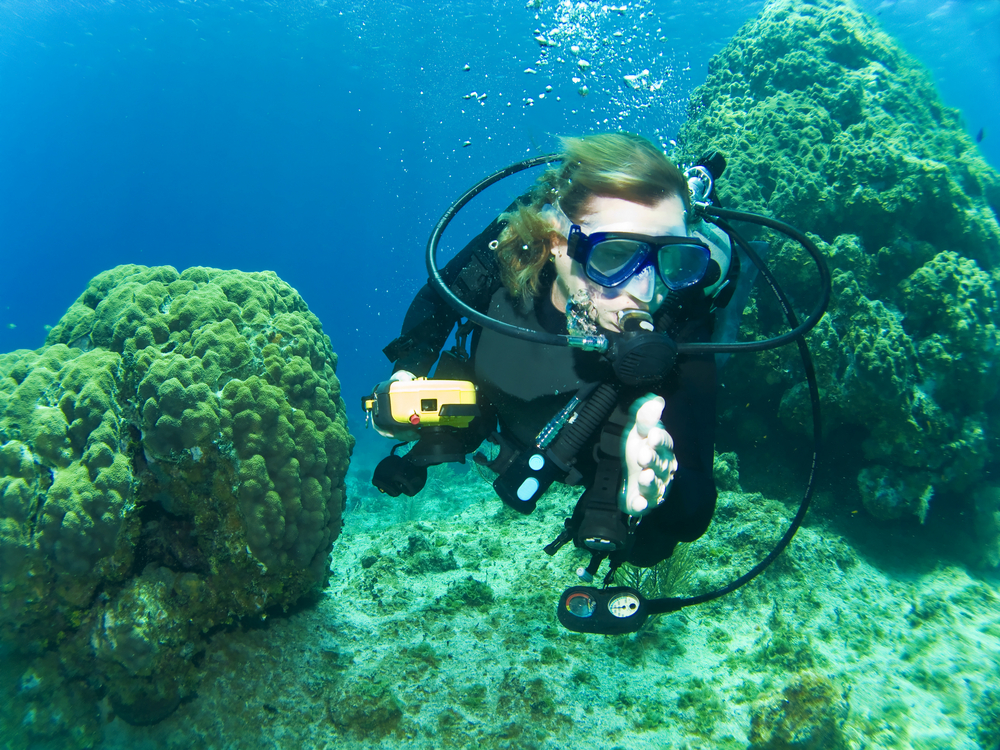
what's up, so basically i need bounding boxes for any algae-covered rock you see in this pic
[748,672,848,749]
[677,0,1000,546]
[0,264,353,742]
[857,464,934,522]
[972,484,1000,568]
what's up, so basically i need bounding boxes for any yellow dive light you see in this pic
[363,378,479,431]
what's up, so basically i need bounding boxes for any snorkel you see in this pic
[425,153,831,634]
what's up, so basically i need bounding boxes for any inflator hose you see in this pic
[548,383,618,463]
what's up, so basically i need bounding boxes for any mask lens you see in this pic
[622,264,655,303]
[657,243,710,289]
[587,239,647,285]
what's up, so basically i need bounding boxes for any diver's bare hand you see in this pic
[372,370,421,441]
[621,394,677,516]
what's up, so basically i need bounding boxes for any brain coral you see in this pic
[0,264,353,741]
[677,0,1000,557]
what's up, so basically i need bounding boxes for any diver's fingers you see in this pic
[645,426,672,454]
[637,468,660,500]
[644,452,675,483]
[634,396,666,438]
[636,442,655,468]
[638,427,674,475]
[625,494,648,514]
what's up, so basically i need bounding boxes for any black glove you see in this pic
[370,430,470,497]
[372,453,428,497]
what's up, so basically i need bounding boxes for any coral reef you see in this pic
[0,265,353,743]
[676,0,1000,554]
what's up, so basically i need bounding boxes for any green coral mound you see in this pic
[677,0,1000,559]
[0,264,353,742]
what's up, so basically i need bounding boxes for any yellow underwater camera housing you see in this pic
[362,378,479,432]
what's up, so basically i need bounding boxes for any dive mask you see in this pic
[543,203,712,302]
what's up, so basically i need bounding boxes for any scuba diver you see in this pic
[364,133,830,634]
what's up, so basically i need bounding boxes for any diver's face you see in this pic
[548,194,687,332]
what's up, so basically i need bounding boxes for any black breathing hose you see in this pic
[426,155,562,346]
[425,157,831,356]
[644,219,824,613]
[685,206,832,354]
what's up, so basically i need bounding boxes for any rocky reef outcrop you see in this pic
[677,0,1000,563]
[0,265,353,744]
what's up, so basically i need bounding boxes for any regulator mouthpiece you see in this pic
[618,309,655,332]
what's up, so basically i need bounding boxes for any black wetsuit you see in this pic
[384,214,718,567]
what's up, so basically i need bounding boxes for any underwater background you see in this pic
[1,0,1000,748]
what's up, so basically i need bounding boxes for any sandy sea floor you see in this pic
[40,462,992,750]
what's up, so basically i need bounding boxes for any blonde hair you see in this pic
[494,133,690,303]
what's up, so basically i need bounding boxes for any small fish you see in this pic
[976,127,985,143]
[6,323,14,330]
[462,140,472,148]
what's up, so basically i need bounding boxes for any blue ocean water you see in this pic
[2,0,997,461]
[1,2,1000,747]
